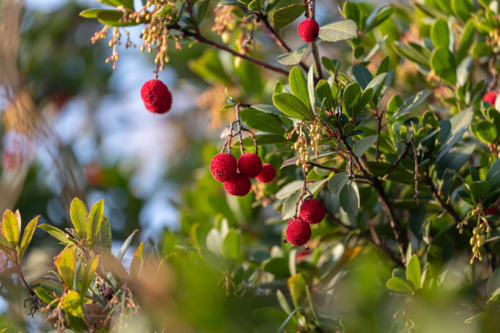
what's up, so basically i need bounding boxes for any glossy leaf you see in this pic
[70,198,87,239]
[87,200,104,249]
[273,93,314,121]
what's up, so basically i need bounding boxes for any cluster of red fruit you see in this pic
[141,79,173,114]
[210,152,276,196]
[286,199,325,247]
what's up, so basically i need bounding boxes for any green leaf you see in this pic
[251,104,286,117]
[1,210,19,251]
[288,273,307,308]
[19,216,39,263]
[406,255,421,290]
[61,290,84,317]
[476,121,498,143]
[80,9,105,18]
[130,241,145,279]
[391,90,433,120]
[316,80,333,111]
[343,2,360,25]
[272,4,305,28]
[87,200,104,249]
[457,20,475,63]
[392,41,430,68]
[364,6,394,32]
[262,257,290,279]
[472,42,493,58]
[222,229,239,269]
[386,277,413,294]
[289,67,310,108]
[93,216,112,255]
[353,135,378,157]
[96,10,139,26]
[352,65,373,90]
[70,198,87,240]
[273,93,314,121]
[307,65,316,114]
[277,43,308,65]
[431,18,449,49]
[81,255,100,303]
[452,0,474,23]
[318,19,358,42]
[321,57,337,74]
[55,247,76,288]
[470,181,490,201]
[487,268,500,299]
[328,173,350,196]
[342,83,362,118]
[240,109,285,135]
[38,224,72,245]
[339,181,359,216]
[430,46,457,85]
[343,123,356,136]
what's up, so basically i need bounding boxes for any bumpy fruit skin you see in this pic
[484,206,499,215]
[483,91,498,106]
[300,198,326,224]
[298,19,320,43]
[224,173,251,196]
[256,163,276,183]
[237,153,262,178]
[141,79,173,114]
[286,218,311,246]
[210,153,237,182]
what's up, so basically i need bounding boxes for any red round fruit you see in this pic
[237,153,262,178]
[298,19,320,43]
[256,163,276,183]
[286,218,311,246]
[141,79,173,114]
[483,206,499,215]
[483,91,498,106]
[300,198,326,224]
[210,152,237,182]
[224,173,251,196]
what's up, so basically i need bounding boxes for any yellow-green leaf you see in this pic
[130,241,145,279]
[2,210,19,250]
[70,198,88,239]
[19,216,39,263]
[81,255,100,303]
[55,247,76,288]
[61,290,84,317]
[87,200,104,249]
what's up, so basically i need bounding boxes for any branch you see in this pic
[184,31,288,76]
[341,137,409,264]
[327,211,403,266]
[382,142,410,181]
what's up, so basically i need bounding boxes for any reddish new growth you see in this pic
[237,153,262,178]
[224,173,251,196]
[300,198,326,224]
[297,19,320,43]
[483,91,498,105]
[256,163,276,183]
[141,79,173,114]
[210,153,237,182]
[286,217,311,246]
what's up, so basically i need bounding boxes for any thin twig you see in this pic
[184,31,288,76]
[410,140,420,207]
[382,143,410,181]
